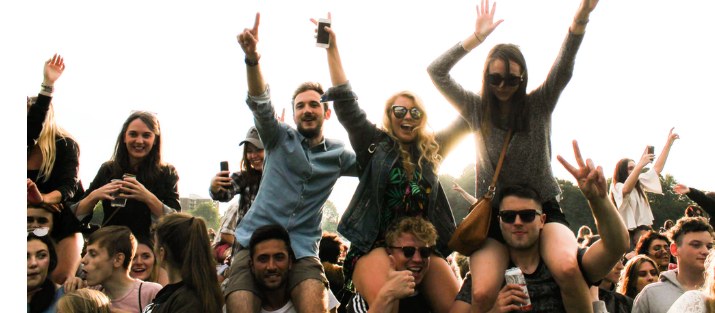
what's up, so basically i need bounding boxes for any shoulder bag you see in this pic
[448,129,513,255]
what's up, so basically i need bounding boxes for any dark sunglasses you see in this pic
[487,73,523,87]
[391,106,422,120]
[389,245,433,259]
[497,210,542,224]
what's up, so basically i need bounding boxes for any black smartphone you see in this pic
[316,19,331,48]
[220,161,229,177]
[647,146,654,154]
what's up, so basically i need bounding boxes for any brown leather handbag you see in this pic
[448,129,513,256]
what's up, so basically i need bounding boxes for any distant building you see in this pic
[180,194,218,212]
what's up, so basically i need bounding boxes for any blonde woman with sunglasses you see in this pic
[427,0,600,311]
[316,15,470,313]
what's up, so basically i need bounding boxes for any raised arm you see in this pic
[570,0,599,35]
[316,14,380,161]
[28,54,65,149]
[237,13,281,147]
[462,0,503,52]
[238,13,265,97]
[675,184,715,216]
[653,127,679,175]
[620,147,653,195]
[557,140,629,283]
[426,1,498,119]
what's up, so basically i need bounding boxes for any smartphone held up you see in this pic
[316,18,331,48]
[220,161,229,177]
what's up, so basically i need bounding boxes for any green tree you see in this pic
[187,201,220,231]
[440,164,476,225]
[557,178,593,234]
[322,200,339,233]
[649,174,693,229]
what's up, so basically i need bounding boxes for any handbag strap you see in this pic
[484,129,514,199]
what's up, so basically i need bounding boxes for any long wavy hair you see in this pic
[109,111,163,182]
[239,143,263,186]
[611,158,648,207]
[479,44,529,135]
[29,98,74,183]
[702,250,715,313]
[617,255,659,299]
[381,91,441,180]
[155,213,223,313]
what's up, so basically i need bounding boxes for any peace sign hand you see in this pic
[557,140,607,200]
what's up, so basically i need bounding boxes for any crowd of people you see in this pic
[26,0,715,312]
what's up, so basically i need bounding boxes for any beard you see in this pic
[297,120,323,139]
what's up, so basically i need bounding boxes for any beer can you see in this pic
[505,267,532,311]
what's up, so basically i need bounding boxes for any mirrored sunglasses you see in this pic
[391,106,422,120]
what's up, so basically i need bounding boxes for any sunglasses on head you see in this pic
[391,106,422,120]
[389,245,433,259]
[497,210,542,224]
[487,73,523,87]
[27,227,50,237]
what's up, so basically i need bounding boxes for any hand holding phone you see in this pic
[647,146,655,163]
[220,161,229,177]
[316,18,331,48]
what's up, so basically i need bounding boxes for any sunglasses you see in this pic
[27,227,50,237]
[487,73,523,87]
[389,245,433,259]
[391,106,422,120]
[497,210,542,224]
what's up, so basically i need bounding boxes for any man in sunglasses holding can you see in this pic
[453,142,630,313]
[347,216,439,313]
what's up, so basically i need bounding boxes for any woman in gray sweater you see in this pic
[427,0,599,312]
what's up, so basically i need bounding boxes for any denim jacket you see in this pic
[324,82,471,256]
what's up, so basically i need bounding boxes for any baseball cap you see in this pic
[239,126,264,149]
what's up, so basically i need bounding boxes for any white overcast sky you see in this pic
[5,1,715,304]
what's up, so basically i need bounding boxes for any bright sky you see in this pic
[6,0,715,307]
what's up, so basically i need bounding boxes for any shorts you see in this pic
[223,242,329,298]
[487,197,569,243]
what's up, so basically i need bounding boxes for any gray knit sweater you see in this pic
[427,32,584,203]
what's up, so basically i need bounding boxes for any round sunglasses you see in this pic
[391,106,422,120]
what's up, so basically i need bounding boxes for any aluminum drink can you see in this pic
[505,267,532,311]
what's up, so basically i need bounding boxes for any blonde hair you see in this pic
[57,289,111,313]
[381,91,441,180]
[35,103,73,183]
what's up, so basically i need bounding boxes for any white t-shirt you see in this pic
[610,167,662,229]
[667,290,707,313]
[260,288,339,313]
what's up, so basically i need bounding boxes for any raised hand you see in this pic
[210,171,233,194]
[238,13,261,60]
[666,127,680,144]
[43,54,65,85]
[557,140,607,200]
[673,184,690,195]
[638,146,655,166]
[310,12,334,49]
[474,0,504,39]
[576,0,599,19]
